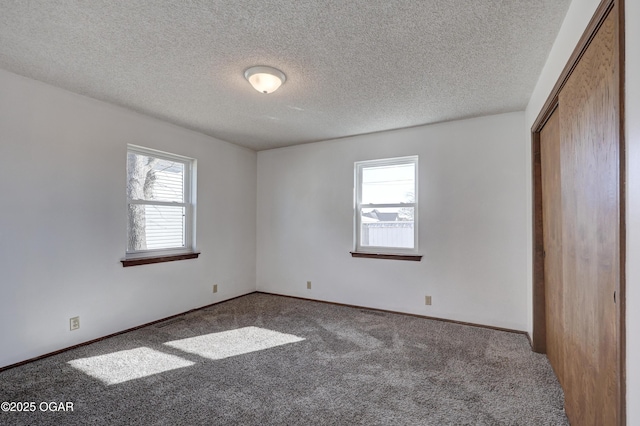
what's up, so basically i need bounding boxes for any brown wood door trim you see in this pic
[531,129,547,354]
[616,1,626,423]
[530,0,626,424]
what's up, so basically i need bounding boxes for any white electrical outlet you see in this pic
[70,316,80,331]
[213,284,218,293]
[307,281,312,290]
[425,296,432,306]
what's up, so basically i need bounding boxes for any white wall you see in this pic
[257,112,529,331]
[525,0,638,421]
[0,69,257,369]
[625,0,639,423]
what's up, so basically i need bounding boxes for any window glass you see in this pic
[127,205,186,251]
[361,163,415,205]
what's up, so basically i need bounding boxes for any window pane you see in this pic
[361,163,414,204]
[360,207,414,248]
[127,153,185,203]
[128,204,185,251]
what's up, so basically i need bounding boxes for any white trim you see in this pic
[127,144,193,163]
[125,145,196,258]
[359,203,416,209]
[354,155,419,254]
[127,199,188,207]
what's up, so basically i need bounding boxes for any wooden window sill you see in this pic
[350,252,422,261]
[121,252,200,267]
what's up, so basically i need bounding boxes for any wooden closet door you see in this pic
[557,6,619,425]
[540,109,565,388]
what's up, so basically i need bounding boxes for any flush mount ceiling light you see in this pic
[244,66,286,94]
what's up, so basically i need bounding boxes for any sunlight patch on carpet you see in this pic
[163,326,305,360]
[68,347,194,385]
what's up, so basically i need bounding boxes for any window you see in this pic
[125,145,196,260]
[354,156,418,255]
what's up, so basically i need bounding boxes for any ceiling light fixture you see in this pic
[244,66,286,94]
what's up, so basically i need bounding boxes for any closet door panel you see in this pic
[557,7,619,425]
[540,109,565,387]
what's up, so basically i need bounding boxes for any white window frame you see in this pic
[125,145,196,259]
[354,156,418,254]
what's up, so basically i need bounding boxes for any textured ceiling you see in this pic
[0,1,571,150]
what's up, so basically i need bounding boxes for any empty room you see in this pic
[0,0,638,425]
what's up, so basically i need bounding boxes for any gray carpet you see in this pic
[0,293,568,425]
